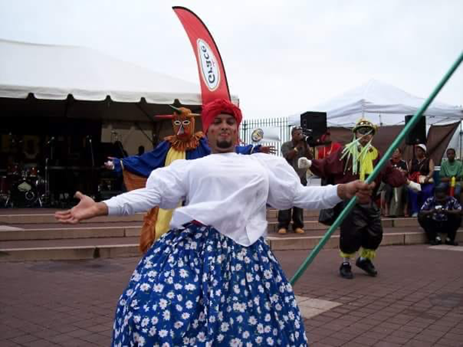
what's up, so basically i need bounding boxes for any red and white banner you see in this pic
[173,6,231,105]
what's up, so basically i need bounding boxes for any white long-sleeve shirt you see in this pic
[104,152,342,246]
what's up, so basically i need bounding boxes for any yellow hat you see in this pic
[352,118,378,135]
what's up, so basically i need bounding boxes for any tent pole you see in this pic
[136,104,157,146]
[460,121,463,160]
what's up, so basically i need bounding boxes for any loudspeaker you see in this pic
[405,115,426,145]
[300,111,327,146]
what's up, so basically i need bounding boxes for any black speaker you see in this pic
[405,115,426,145]
[300,112,327,146]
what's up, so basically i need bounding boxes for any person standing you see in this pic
[277,126,311,234]
[383,148,409,217]
[56,99,374,346]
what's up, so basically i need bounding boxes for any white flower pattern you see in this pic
[112,224,308,346]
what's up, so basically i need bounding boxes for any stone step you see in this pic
[268,230,463,251]
[0,236,140,262]
[0,213,144,224]
[0,211,144,224]
[0,223,143,241]
[0,218,420,242]
[266,217,419,233]
[1,230,461,262]
[0,208,317,225]
[0,208,423,229]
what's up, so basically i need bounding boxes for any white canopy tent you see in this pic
[288,79,463,127]
[0,39,238,122]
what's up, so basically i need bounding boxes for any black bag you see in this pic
[318,208,337,226]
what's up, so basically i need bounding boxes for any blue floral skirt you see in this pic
[112,223,308,346]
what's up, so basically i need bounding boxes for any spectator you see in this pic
[418,183,460,245]
[408,144,434,217]
[383,148,409,217]
[316,130,342,160]
[439,148,463,202]
[277,126,311,234]
[137,145,145,156]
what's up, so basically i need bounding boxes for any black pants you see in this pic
[339,200,383,254]
[418,213,460,242]
[278,207,303,230]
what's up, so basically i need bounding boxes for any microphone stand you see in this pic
[45,158,50,206]
[44,137,55,206]
[87,136,97,199]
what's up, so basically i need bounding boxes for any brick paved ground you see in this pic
[1,244,462,346]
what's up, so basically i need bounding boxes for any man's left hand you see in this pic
[260,145,276,154]
[338,180,375,204]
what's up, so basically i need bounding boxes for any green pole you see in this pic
[290,51,463,286]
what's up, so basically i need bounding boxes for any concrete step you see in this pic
[1,229,461,262]
[0,236,140,262]
[266,217,419,233]
[0,208,421,229]
[0,210,144,224]
[0,223,143,241]
[0,218,419,242]
[267,230,463,251]
[0,208,318,225]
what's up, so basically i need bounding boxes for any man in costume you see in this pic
[56,98,374,346]
[104,106,273,253]
[299,118,414,279]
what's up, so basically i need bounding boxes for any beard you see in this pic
[216,140,233,149]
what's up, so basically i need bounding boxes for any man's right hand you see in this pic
[104,156,115,170]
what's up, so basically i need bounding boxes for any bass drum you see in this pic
[10,178,39,207]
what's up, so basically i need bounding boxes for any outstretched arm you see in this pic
[55,192,108,224]
[55,186,163,223]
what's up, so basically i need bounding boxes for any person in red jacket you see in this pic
[316,130,342,160]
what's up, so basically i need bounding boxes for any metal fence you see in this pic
[240,117,291,156]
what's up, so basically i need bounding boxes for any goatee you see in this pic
[217,140,232,149]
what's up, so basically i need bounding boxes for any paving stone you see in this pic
[1,244,462,347]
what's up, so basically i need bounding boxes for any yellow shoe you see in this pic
[294,228,305,234]
[278,228,287,234]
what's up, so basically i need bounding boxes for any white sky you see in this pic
[0,0,462,119]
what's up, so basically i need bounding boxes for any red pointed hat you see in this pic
[201,99,242,133]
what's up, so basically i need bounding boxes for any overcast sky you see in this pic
[0,0,462,119]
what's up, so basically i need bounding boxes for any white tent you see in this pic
[288,79,463,127]
[0,39,238,122]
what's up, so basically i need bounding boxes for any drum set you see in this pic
[0,163,47,207]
